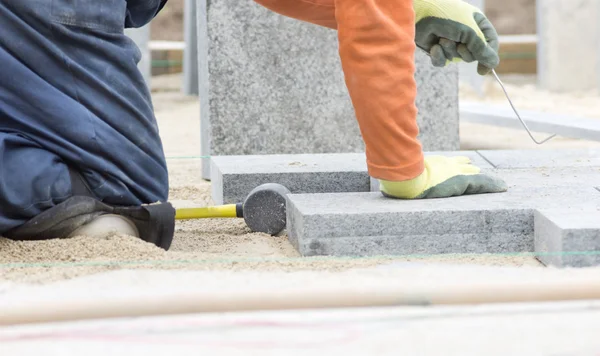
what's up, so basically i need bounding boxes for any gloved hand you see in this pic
[379,156,507,199]
[413,0,500,75]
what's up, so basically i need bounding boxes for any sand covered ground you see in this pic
[2,72,600,286]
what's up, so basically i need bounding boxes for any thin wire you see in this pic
[422,47,556,145]
[490,69,557,145]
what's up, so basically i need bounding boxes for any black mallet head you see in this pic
[242,183,291,235]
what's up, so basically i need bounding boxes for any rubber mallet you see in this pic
[175,183,291,235]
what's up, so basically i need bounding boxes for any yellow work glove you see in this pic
[414,0,500,74]
[379,156,507,199]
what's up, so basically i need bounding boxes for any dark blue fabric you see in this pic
[0,0,169,234]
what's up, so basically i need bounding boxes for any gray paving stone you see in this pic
[211,151,492,204]
[210,153,369,205]
[460,101,600,142]
[535,210,600,268]
[494,166,600,188]
[286,185,600,258]
[477,149,600,169]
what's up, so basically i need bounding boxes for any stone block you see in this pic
[210,151,491,204]
[477,148,600,169]
[535,210,600,268]
[414,51,460,152]
[210,153,370,205]
[460,101,600,142]
[197,0,459,179]
[286,183,600,257]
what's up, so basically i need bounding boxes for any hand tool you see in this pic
[175,183,291,235]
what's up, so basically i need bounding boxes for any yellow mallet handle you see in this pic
[175,203,243,220]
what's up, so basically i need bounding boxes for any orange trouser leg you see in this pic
[254,0,424,181]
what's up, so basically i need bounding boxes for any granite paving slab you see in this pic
[208,149,600,267]
[535,210,600,268]
[286,184,600,264]
[211,151,492,204]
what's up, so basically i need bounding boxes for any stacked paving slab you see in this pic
[211,149,600,268]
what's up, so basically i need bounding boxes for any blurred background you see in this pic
[149,0,536,40]
[147,0,537,77]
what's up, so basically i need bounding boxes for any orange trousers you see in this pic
[254,0,424,181]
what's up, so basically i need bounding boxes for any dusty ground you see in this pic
[150,0,536,41]
[2,71,600,284]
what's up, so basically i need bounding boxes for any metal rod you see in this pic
[490,69,557,145]
[421,46,556,145]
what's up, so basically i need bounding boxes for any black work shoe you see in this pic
[3,196,175,250]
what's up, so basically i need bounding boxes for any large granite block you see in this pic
[197,0,459,179]
[535,210,600,268]
[210,151,490,204]
[287,185,600,257]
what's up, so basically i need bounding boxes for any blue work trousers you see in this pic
[0,0,169,234]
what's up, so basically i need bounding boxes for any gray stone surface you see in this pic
[285,149,600,258]
[460,101,600,142]
[198,0,459,179]
[211,148,600,203]
[210,148,600,263]
[287,185,600,257]
[477,148,600,169]
[210,153,370,205]
[414,51,460,152]
[535,210,600,268]
[495,167,600,188]
[210,151,491,204]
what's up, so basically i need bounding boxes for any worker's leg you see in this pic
[254,0,424,181]
[0,131,174,249]
[0,1,175,248]
[0,132,71,232]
